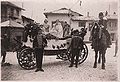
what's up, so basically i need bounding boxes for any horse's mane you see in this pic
[91,22,107,50]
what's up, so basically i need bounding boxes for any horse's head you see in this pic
[23,23,40,42]
[92,22,101,39]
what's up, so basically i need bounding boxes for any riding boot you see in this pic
[93,62,97,68]
[102,63,105,69]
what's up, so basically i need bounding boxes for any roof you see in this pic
[1,20,24,28]
[106,15,118,20]
[1,1,25,10]
[44,8,83,16]
[72,16,98,21]
[22,15,34,21]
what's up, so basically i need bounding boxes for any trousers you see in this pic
[70,49,80,66]
[34,48,44,69]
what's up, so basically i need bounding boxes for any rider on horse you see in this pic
[91,12,112,49]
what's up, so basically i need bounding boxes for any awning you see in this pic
[1,20,24,28]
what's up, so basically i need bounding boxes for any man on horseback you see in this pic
[90,12,112,69]
[91,12,112,48]
[98,12,112,47]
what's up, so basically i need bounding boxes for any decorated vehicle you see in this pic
[15,20,88,70]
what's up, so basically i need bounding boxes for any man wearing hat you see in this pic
[98,12,112,48]
[58,30,83,68]
[33,28,47,72]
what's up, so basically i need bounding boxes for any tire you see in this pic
[18,48,36,70]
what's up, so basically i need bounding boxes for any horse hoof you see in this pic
[102,67,105,70]
[98,61,101,64]
[93,65,97,68]
[102,65,105,69]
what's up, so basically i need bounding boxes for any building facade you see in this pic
[44,8,83,29]
[106,15,118,41]
[1,1,24,23]
[44,8,118,41]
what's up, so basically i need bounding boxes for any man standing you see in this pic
[33,28,47,72]
[59,30,83,68]
[1,34,9,64]
[69,30,83,68]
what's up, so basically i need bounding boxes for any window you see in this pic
[78,21,85,27]
[16,10,19,17]
[10,8,14,17]
[115,22,117,27]
[110,33,115,41]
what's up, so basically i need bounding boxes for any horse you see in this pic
[91,22,108,69]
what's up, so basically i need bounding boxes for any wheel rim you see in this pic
[18,48,36,70]
[68,43,88,64]
[78,43,88,64]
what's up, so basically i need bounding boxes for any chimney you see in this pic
[87,12,89,17]
[113,12,116,15]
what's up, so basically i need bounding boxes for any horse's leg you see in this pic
[93,50,98,68]
[98,51,101,64]
[101,50,106,69]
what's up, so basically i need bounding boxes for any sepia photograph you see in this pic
[0,0,119,81]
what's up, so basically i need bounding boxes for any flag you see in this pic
[80,1,82,6]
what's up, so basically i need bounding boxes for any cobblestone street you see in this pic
[1,43,118,81]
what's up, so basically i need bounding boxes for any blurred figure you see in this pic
[63,21,70,37]
[114,39,118,57]
[50,19,63,38]
[42,19,50,33]
[1,34,9,65]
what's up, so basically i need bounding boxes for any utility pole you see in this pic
[69,0,82,27]
[109,4,110,16]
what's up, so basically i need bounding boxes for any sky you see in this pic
[6,0,118,23]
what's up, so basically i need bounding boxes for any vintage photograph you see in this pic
[1,0,118,81]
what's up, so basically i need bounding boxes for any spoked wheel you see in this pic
[68,43,88,64]
[18,48,36,70]
[56,52,69,61]
[78,43,88,64]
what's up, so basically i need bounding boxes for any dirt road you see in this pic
[1,44,118,81]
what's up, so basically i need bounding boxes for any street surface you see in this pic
[1,43,118,81]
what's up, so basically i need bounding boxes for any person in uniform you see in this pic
[69,30,83,68]
[90,12,112,48]
[1,34,9,64]
[33,28,47,72]
[98,12,112,47]
[58,30,83,68]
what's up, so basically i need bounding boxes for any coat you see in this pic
[33,33,47,49]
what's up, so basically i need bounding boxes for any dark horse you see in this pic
[91,22,108,69]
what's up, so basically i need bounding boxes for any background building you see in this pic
[44,8,118,41]
[1,1,24,23]
[106,14,118,41]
